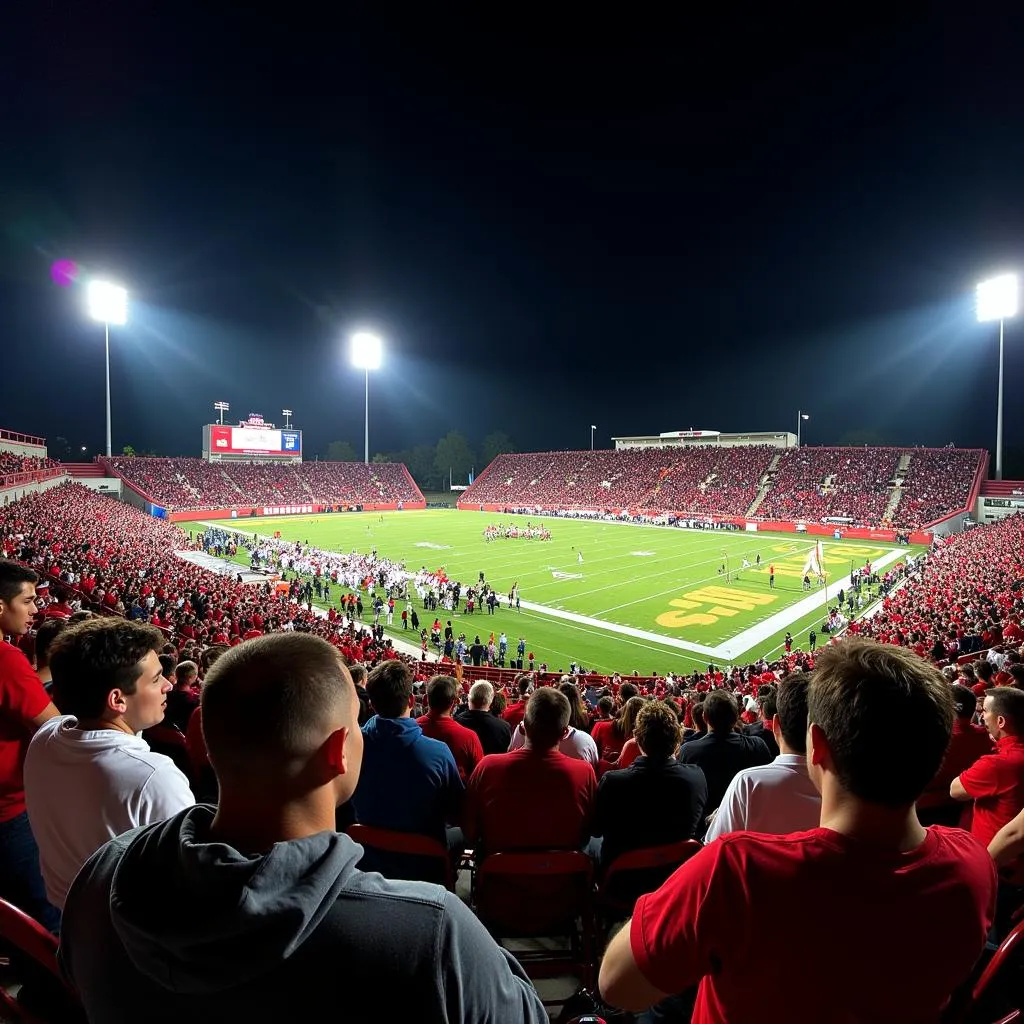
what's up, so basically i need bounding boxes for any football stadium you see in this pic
[5,14,1024,1022]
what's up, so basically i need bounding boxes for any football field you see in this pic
[202,510,919,674]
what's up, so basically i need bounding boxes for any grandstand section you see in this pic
[458,445,986,537]
[0,426,66,502]
[102,456,425,517]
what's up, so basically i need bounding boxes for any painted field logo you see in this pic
[631,550,656,557]
[414,542,451,550]
[657,585,779,629]
[551,571,583,580]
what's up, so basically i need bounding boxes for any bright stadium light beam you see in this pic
[86,280,128,458]
[976,273,1019,480]
[350,331,383,465]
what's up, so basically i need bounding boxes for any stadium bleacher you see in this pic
[103,457,423,511]
[462,445,985,529]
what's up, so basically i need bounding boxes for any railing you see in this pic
[0,468,66,491]
[0,427,46,446]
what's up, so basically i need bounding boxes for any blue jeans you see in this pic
[0,811,61,933]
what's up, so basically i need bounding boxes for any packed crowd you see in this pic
[104,457,423,511]
[0,453,60,479]
[465,446,985,529]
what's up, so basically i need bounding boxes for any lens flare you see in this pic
[50,259,79,287]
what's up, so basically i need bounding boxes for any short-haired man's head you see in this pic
[809,639,953,807]
[704,689,739,731]
[201,633,352,782]
[597,695,614,717]
[175,661,198,686]
[427,674,459,713]
[523,687,570,749]
[515,673,532,698]
[49,619,165,720]
[634,702,681,760]
[469,680,494,709]
[34,618,69,669]
[976,660,995,682]
[759,685,778,721]
[775,673,810,754]
[0,560,37,605]
[349,663,368,687]
[366,659,413,718]
[984,687,1024,736]
[158,654,177,679]
[200,644,230,675]
[619,682,639,704]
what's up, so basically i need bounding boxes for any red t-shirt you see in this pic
[959,735,1024,847]
[0,640,52,822]
[464,747,596,854]
[919,719,994,807]
[630,827,996,1024]
[591,719,627,760]
[416,712,484,782]
[501,700,527,730]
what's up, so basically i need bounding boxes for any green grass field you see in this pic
[202,510,921,674]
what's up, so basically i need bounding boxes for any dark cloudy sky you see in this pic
[3,6,1024,462]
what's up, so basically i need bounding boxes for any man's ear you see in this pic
[770,714,781,737]
[325,727,349,776]
[807,722,829,768]
[107,689,128,715]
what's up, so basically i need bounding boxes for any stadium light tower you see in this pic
[85,280,128,458]
[976,273,1019,480]
[350,331,383,464]
[590,424,596,450]
[797,410,809,447]
[282,408,293,428]
[213,401,230,425]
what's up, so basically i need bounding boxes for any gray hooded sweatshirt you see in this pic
[59,805,547,1023]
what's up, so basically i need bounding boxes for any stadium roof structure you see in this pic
[612,429,796,449]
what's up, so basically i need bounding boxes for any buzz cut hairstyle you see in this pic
[985,686,1024,731]
[426,674,460,712]
[201,633,352,780]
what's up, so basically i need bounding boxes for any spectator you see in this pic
[501,673,532,729]
[352,659,464,872]
[744,685,780,759]
[705,673,820,842]
[33,617,69,692]
[592,701,707,871]
[464,687,596,855]
[508,688,601,768]
[0,561,60,931]
[23,619,194,910]
[455,681,513,756]
[58,633,547,1023]
[917,683,993,825]
[163,660,199,732]
[416,674,484,782]
[678,689,772,825]
[599,638,997,1023]
[950,686,1024,938]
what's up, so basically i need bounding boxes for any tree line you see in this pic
[324,431,516,491]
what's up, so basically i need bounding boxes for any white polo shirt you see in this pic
[704,753,821,843]
[508,722,599,767]
[24,716,194,909]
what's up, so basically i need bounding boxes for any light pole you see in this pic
[350,331,383,464]
[797,411,809,447]
[976,273,1019,480]
[214,401,230,425]
[590,424,596,450]
[86,280,128,458]
[282,408,293,429]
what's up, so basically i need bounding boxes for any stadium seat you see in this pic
[345,823,455,890]
[597,839,703,923]
[968,919,1024,1024]
[473,850,596,992]
[0,896,82,1023]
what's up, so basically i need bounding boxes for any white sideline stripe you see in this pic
[518,546,907,662]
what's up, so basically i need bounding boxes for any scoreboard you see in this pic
[203,417,302,461]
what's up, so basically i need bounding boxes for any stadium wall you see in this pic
[0,427,47,458]
[0,471,67,505]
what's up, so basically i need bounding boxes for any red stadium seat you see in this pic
[597,839,703,922]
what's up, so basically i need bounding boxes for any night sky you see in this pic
[4,7,1024,465]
